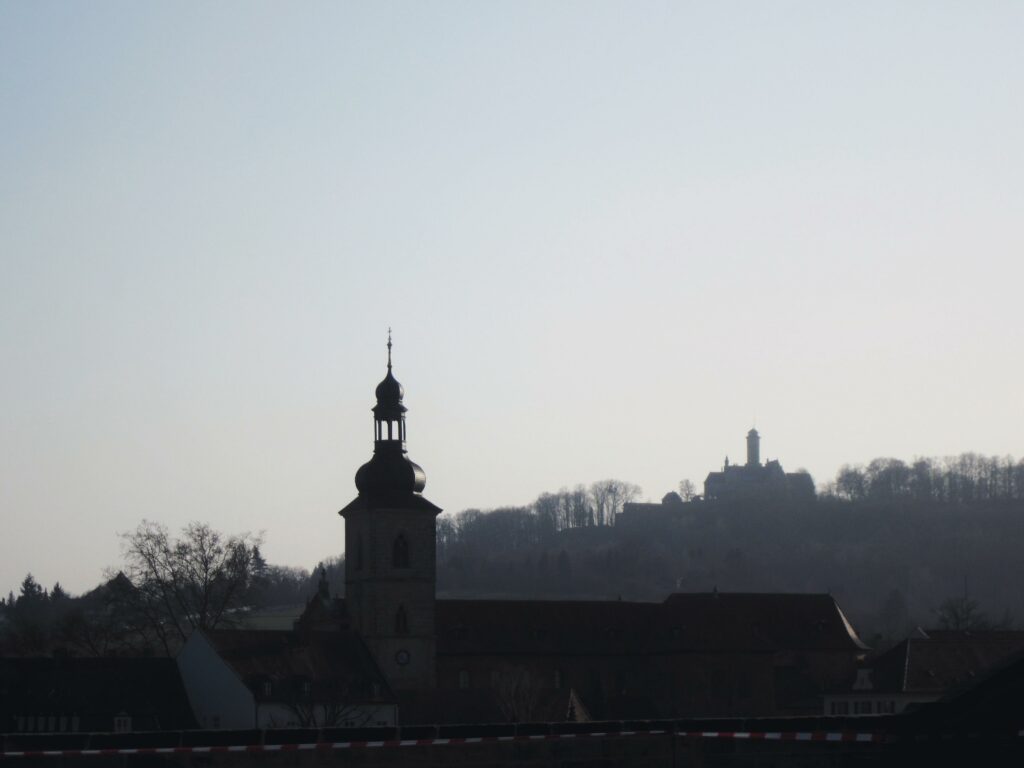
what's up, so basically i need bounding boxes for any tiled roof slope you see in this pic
[864,630,1024,694]
[0,657,196,731]
[437,593,867,656]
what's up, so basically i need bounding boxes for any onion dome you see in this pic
[372,334,407,420]
[355,451,426,495]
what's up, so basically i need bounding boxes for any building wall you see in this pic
[439,647,857,719]
[255,703,397,729]
[823,692,926,716]
[345,506,438,690]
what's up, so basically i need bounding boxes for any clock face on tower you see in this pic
[395,649,410,666]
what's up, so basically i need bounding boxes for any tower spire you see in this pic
[387,327,393,371]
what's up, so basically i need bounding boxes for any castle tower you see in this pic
[339,335,441,690]
[746,427,761,467]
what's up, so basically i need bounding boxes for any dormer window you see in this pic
[113,714,132,733]
[262,680,272,697]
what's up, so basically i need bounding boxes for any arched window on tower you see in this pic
[395,605,409,635]
[393,534,410,568]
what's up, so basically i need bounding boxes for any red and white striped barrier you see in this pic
[678,730,882,743]
[0,728,900,758]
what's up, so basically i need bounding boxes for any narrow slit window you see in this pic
[393,534,410,568]
[395,605,409,635]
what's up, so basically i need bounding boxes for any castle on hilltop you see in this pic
[702,428,815,503]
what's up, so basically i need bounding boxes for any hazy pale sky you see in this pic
[2,2,1022,595]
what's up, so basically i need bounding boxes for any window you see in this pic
[830,701,850,715]
[113,714,132,733]
[395,605,409,635]
[393,534,410,568]
[458,670,470,690]
[262,681,273,697]
[854,700,873,715]
[553,670,562,689]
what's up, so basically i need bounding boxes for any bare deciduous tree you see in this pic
[117,520,264,654]
[491,664,545,722]
[678,479,697,502]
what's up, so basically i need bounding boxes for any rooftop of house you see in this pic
[854,630,1024,695]
[435,592,867,656]
[0,657,196,729]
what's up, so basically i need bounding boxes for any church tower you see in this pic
[339,335,441,690]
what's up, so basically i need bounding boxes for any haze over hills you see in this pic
[3,3,1023,596]
[4,450,1021,658]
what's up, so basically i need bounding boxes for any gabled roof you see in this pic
[202,629,393,703]
[0,657,196,729]
[858,630,1024,694]
[660,593,867,651]
[436,592,867,656]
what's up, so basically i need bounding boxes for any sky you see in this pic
[1,2,1022,595]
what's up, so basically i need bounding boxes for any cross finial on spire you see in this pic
[387,327,393,370]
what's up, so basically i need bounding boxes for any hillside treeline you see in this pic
[5,454,1022,656]
[822,453,1024,503]
[437,479,642,560]
[435,454,1024,649]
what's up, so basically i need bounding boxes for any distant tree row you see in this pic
[822,453,1024,503]
[436,479,641,562]
[0,522,332,657]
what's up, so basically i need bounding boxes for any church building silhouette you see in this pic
[302,338,868,723]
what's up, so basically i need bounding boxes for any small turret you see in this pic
[746,428,760,467]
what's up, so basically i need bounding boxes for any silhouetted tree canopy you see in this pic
[116,520,265,654]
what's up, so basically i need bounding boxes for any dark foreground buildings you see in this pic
[3,345,1024,764]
